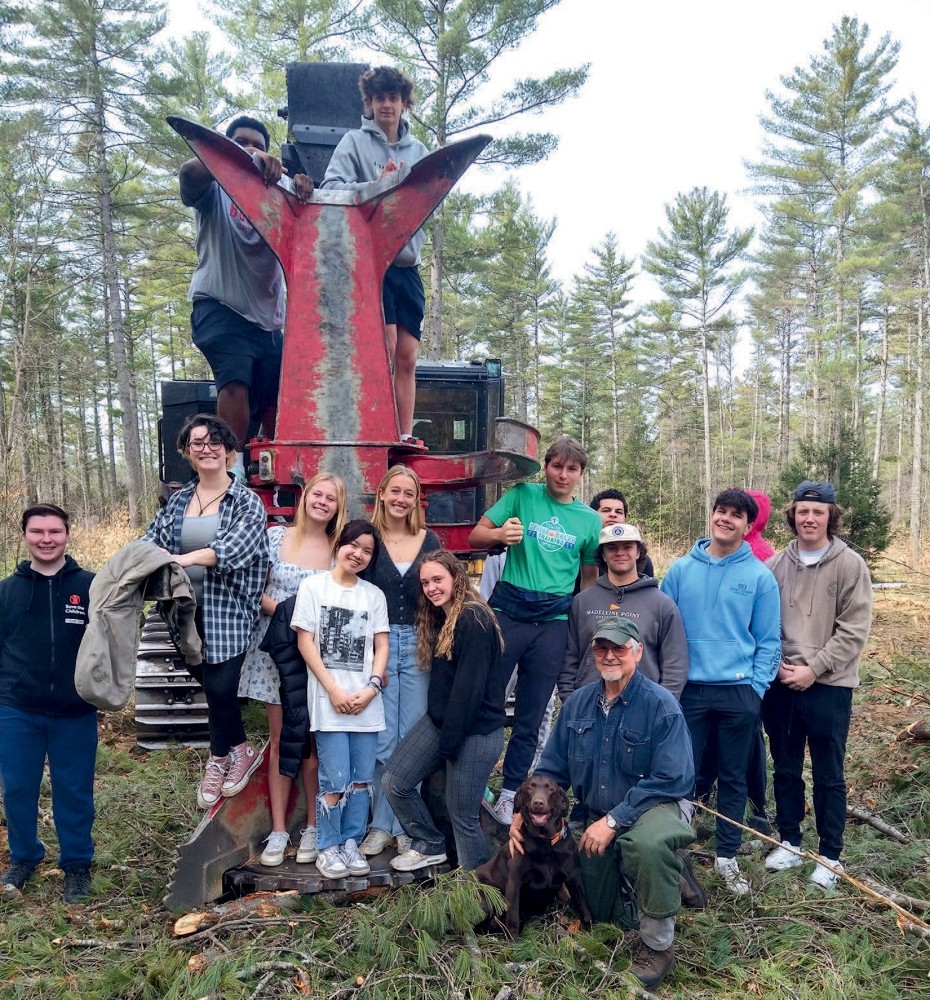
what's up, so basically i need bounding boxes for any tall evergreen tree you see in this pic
[643,187,753,510]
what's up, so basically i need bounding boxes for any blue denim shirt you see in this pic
[537,671,694,829]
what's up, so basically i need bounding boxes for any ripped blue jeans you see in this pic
[314,730,378,851]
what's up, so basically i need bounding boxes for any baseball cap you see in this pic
[794,480,837,504]
[591,616,641,646]
[598,523,643,546]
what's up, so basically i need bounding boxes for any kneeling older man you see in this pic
[512,617,696,989]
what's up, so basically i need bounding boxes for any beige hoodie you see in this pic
[766,537,872,688]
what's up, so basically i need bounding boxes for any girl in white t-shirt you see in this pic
[291,519,389,880]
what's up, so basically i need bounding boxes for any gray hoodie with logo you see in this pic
[558,573,689,701]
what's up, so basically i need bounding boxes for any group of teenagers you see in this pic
[0,416,873,990]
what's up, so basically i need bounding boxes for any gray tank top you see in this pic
[180,514,220,604]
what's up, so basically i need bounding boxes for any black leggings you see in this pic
[187,651,247,757]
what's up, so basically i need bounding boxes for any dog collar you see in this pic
[549,820,569,846]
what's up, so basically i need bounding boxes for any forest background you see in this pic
[0,0,926,568]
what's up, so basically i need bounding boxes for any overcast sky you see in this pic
[166,0,930,286]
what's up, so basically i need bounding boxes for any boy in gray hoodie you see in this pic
[321,66,429,443]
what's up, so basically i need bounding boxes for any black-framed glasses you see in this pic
[188,436,225,452]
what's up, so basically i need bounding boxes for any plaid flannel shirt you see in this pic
[143,476,268,663]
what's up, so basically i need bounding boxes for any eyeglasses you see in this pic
[188,436,225,452]
[592,640,638,657]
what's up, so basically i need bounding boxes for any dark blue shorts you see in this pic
[190,298,283,417]
[382,264,425,341]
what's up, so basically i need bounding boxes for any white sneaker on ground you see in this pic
[765,841,804,871]
[715,856,750,896]
[260,830,289,867]
[342,838,371,876]
[395,834,413,855]
[359,828,394,856]
[810,856,844,889]
[390,848,448,872]
[315,846,350,879]
[490,794,514,825]
[296,827,318,863]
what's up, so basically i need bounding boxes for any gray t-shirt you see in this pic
[187,182,286,331]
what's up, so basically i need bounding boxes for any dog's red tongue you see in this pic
[530,810,550,826]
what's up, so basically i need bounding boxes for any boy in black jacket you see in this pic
[0,504,96,903]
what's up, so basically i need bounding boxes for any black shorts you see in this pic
[190,298,283,417]
[382,264,425,341]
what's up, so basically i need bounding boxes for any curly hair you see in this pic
[414,550,503,667]
[358,66,415,108]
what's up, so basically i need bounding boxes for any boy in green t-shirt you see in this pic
[468,436,601,823]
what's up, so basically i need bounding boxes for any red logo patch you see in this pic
[69,594,81,605]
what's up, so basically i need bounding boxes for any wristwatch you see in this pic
[605,813,618,830]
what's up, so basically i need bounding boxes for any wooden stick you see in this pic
[846,804,911,843]
[861,878,930,913]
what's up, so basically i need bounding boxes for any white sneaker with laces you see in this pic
[359,828,394,856]
[765,841,804,871]
[395,834,413,855]
[715,856,750,896]
[810,856,844,889]
[342,838,371,875]
[296,827,318,863]
[390,848,447,872]
[490,795,514,825]
[260,830,290,867]
[315,846,350,879]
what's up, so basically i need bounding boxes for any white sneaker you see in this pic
[490,794,514,825]
[359,828,394,856]
[296,827,318,864]
[342,838,371,876]
[315,846,350,879]
[395,834,413,855]
[715,856,750,896]
[810,856,844,889]
[260,830,289,867]
[390,848,447,872]
[765,842,804,871]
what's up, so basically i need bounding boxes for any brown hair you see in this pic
[544,435,588,470]
[293,473,347,552]
[22,503,70,533]
[371,465,424,536]
[359,66,415,109]
[414,550,503,667]
[784,500,844,538]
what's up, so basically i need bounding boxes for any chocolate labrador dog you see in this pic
[475,774,593,938]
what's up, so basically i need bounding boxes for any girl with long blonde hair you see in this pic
[239,472,347,867]
[358,465,441,856]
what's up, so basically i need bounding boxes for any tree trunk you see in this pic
[872,309,889,479]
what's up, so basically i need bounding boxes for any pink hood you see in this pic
[745,489,774,562]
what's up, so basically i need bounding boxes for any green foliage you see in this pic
[775,427,892,566]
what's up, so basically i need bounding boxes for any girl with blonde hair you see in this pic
[239,473,347,866]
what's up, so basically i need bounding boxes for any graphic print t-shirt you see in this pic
[484,483,601,599]
[291,572,389,732]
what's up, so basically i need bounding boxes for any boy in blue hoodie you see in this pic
[661,489,781,895]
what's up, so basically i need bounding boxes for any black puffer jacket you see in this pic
[259,595,311,779]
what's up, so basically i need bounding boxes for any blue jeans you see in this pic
[0,705,97,870]
[370,625,430,837]
[382,714,503,871]
[315,730,378,851]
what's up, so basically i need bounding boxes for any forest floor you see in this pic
[0,542,929,998]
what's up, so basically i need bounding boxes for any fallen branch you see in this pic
[53,937,145,950]
[861,878,930,914]
[246,970,275,1000]
[173,891,301,937]
[896,719,930,743]
[235,961,308,980]
[170,915,322,947]
[846,804,911,843]
[693,801,930,939]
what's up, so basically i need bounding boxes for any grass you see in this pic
[2,574,930,997]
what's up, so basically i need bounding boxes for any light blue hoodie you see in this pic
[660,540,781,699]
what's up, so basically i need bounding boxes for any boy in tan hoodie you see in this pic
[762,481,873,888]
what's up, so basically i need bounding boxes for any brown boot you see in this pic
[630,939,675,989]
[677,848,707,909]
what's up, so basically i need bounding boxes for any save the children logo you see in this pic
[69,594,81,605]
[528,516,577,553]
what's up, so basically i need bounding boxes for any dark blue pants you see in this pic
[762,681,852,859]
[680,682,761,858]
[0,705,97,871]
[495,613,568,792]
[695,719,768,817]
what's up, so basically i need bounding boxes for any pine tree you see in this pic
[642,187,753,510]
